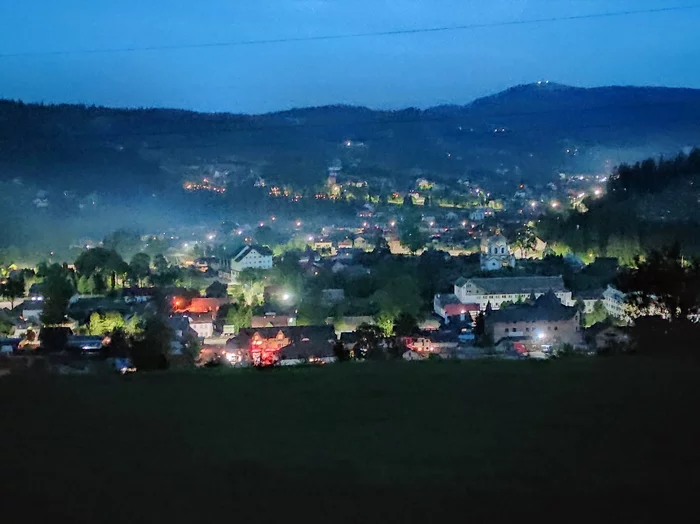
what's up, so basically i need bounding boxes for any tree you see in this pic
[617,243,700,322]
[353,323,385,360]
[0,274,25,309]
[40,264,74,325]
[474,312,486,337]
[394,312,418,337]
[205,280,228,298]
[88,312,106,336]
[398,213,428,254]
[77,275,92,294]
[182,330,201,364]
[375,311,395,337]
[130,315,173,370]
[153,254,169,274]
[584,300,608,328]
[224,299,252,332]
[74,248,127,290]
[129,253,151,286]
[332,340,350,362]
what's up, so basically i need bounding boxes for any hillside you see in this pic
[2,83,700,196]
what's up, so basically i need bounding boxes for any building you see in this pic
[230,245,273,275]
[480,234,516,271]
[603,285,628,319]
[251,314,297,328]
[187,313,215,339]
[454,275,573,311]
[573,289,605,314]
[181,297,227,316]
[433,294,479,321]
[230,326,337,366]
[486,291,583,346]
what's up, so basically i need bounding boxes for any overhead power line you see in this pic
[0,5,698,58]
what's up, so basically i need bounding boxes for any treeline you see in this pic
[609,148,700,196]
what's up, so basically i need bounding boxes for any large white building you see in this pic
[230,245,273,275]
[453,275,573,311]
[480,234,516,271]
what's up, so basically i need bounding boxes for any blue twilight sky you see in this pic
[1,0,699,114]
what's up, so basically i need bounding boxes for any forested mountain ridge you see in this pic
[1,83,700,195]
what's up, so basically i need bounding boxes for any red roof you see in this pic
[184,298,226,314]
[444,303,479,317]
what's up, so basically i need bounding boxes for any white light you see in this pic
[307,236,314,242]
[530,201,537,208]
[282,293,290,301]
[578,192,585,199]
[390,221,396,227]
[207,234,214,240]
[594,189,602,196]
[537,332,546,340]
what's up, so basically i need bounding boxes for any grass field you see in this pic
[2,357,700,522]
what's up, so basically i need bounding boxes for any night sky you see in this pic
[1,0,699,113]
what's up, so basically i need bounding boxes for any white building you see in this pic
[230,245,273,275]
[188,313,214,339]
[453,276,573,311]
[480,234,516,271]
[603,285,629,320]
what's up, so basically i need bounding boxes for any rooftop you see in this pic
[460,275,567,295]
[487,291,578,323]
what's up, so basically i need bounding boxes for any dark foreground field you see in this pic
[2,358,700,523]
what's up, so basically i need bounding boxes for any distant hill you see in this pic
[2,83,700,195]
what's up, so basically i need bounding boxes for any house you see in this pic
[187,313,215,339]
[230,325,337,366]
[321,288,345,306]
[193,257,221,272]
[454,275,573,311]
[402,333,459,357]
[486,291,583,347]
[603,285,628,320]
[251,313,297,328]
[433,294,479,321]
[480,234,516,271]
[230,245,273,275]
[21,302,43,322]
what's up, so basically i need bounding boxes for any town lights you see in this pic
[537,332,546,341]
[594,188,602,196]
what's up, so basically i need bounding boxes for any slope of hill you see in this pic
[1,83,700,196]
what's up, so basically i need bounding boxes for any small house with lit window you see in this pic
[486,290,583,347]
